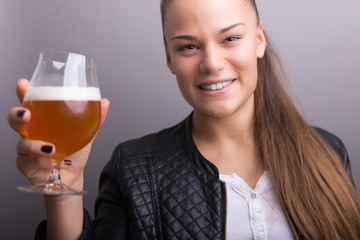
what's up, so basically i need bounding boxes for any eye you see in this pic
[223,36,241,44]
[178,44,199,52]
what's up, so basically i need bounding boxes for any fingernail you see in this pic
[17,110,26,118]
[64,160,72,165]
[106,97,111,103]
[41,145,53,153]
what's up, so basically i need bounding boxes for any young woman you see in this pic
[8,0,360,239]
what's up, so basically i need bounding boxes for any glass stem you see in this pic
[48,165,63,184]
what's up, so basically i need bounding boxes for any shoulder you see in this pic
[312,126,353,182]
[312,127,347,156]
[100,116,192,192]
[117,120,185,157]
[106,117,189,171]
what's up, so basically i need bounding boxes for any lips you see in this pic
[198,79,235,91]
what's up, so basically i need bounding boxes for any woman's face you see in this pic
[164,0,266,119]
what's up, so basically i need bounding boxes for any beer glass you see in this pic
[17,51,101,195]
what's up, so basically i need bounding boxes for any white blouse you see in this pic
[219,171,294,240]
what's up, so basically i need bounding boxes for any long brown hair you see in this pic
[160,0,360,239]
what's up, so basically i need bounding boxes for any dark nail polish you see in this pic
[17,110,26,118]
[64,160,72,165]
[41,145,53,153]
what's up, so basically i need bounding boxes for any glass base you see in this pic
[17,183,87,195]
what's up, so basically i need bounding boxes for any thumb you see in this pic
[16,78,31,104]
[100,98,111,126]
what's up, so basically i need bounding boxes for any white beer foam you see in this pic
[24,86,101,101]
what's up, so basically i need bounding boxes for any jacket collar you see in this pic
[183,112,220,177]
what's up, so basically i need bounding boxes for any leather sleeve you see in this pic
[313,127,354,185]
[93,145,129,239]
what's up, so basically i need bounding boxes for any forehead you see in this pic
[163,0,257,34]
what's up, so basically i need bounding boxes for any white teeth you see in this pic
[201,80,233,91]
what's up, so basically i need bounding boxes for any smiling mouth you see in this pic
[199,80,234,91]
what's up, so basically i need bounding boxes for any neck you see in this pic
[191,107,256,146]
[191,105,264,185]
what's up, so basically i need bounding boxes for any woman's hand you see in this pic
[8,78,110,190]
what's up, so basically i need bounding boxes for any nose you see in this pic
[199,44,225,74]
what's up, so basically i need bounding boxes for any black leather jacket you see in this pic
[36,114,353,240]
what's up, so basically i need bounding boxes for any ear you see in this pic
[256,21,266,59]
[166,50,175,74]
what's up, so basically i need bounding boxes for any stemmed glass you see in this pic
[17,51,101,195]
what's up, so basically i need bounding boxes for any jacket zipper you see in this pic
[284,208,300,240]
[221,180,227,240]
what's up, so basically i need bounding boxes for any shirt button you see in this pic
[258,225,264,231]
[256,207,262,213]
[251,193,257,199]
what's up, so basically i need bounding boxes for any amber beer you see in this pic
[23,86,101,162]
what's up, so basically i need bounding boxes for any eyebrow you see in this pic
[171,35,196,41]
[171,23,245,41]
[219,23,245,34]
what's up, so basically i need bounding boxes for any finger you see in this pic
[100,98,111,125]
[16,154,54,170]
[60,159,73,169]
[8,107,30,136]
[16,78,30,104]
[16,137,55,157]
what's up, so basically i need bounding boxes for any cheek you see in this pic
[173,59,192,92]
[230,47,259,89]
[231,45,258,70]
[173,58,197,83]
[175,75,195,107]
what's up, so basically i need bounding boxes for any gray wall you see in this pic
[0,1,358,239]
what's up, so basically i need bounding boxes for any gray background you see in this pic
[0,0,359,239]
